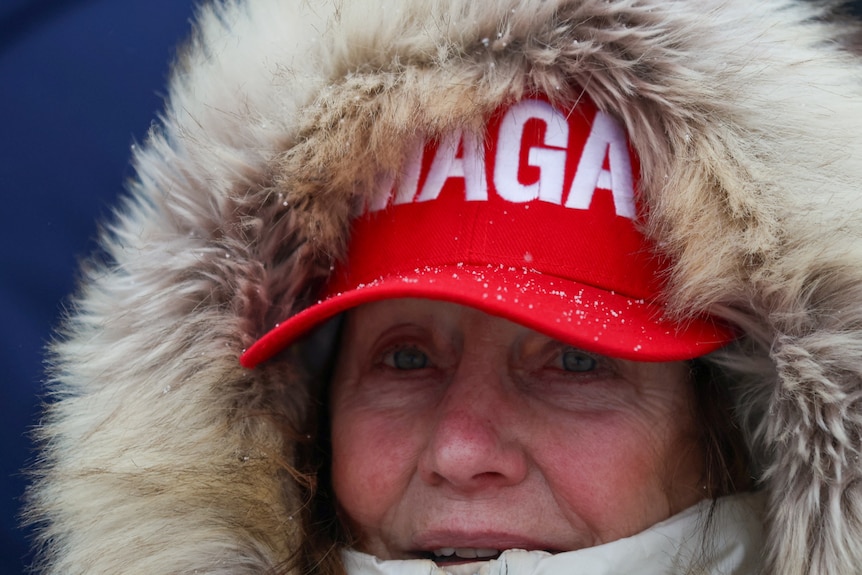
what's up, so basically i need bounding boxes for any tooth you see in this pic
[455,548,478,558]
[433,548,455,557]
[475,549,499,558]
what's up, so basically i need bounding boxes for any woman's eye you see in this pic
[560,348,597,372]
[384,347,429,370]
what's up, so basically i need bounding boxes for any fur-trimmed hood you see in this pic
[26,0,862,573]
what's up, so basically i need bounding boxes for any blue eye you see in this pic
[561,349,597,372]
[387,347,429,370]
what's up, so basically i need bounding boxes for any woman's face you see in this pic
[329,299,704,563]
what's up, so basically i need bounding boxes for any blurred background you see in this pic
[1,1,194,572]
[1,1,861,574]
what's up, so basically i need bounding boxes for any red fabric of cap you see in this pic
[241,96,734,368]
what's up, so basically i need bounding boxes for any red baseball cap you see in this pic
[240,95,734,368]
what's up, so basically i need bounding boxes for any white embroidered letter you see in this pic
[368,141,424,212]
[565,111,635,218]
[416,130,487,202]
[367,172,395,213]
[393,141,425,205]
[494,99,569,204]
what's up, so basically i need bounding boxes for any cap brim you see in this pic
[240,264,734,368]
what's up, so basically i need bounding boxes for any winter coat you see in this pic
[25,1,862,574]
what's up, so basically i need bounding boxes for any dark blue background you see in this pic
[0,1,194,572]
[2,1,861,574]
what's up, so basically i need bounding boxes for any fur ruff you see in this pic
[25,0,862,573]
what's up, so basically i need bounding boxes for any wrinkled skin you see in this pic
[330,299,705,562]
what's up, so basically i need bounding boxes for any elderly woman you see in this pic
[26,1,862,575]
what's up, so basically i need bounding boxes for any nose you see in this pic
[418,362,529,492]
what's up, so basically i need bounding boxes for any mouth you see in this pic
[410,532,560,565]
[415,546,559,565]
[424,547,502,563]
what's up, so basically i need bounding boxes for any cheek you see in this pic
[539,409,701,541]
[330,407,419,531]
